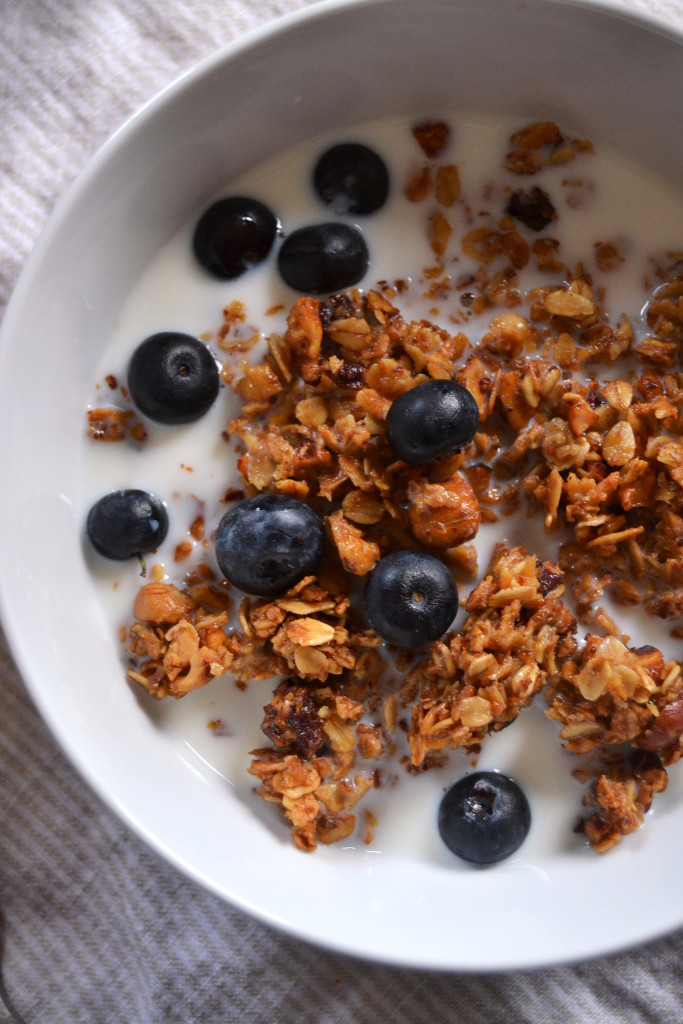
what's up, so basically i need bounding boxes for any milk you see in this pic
[82,112,683,863]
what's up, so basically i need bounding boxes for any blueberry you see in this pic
[362,550,458,648]
[86,489,169,560]
[215,493,325,597]
[277,222,369,294]
[505,187,556,232]
[385,379,479,465]
[313,142,390,215]
[128,332,219,425]
[192,196,278,279]
[438,771,531,865]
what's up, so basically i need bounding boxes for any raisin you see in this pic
[586,388,606,409]
[333,363,365,389]
[505,186,556,232]
[261,680,324,758]
[537,560,561,595]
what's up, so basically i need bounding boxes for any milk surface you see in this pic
[82,113,683,864]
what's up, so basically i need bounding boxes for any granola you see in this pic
[403,545,577,767]
[545,636,683,850]
[248,679,381,852]
[103,119,683,855]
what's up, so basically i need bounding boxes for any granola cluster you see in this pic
[127,573,237,699]
[248,678,383,852]
[225,289,483,576]
[490,265,683,635]
[114,120,683,855]
[403,546,577,767]
[546,637,683,851]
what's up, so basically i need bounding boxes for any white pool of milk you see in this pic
[81,112,683,863]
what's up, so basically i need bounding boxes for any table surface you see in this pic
[2,0,683,1021]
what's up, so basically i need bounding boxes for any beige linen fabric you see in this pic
[1,1,683,1021]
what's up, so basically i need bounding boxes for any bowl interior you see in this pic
[0,0,682,970]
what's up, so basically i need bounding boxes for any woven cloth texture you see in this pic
[1,0,683,1021]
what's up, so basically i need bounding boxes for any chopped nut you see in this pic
[602,421,636,467]
[407,473,481,548]
[328,511,380,576]
[133,582,196,625]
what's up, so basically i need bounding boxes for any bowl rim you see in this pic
[3,0,682,340]
[1,0,683,972]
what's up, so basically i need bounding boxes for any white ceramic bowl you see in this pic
[1,0,682,971]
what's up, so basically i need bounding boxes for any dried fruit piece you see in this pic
[505,186,556,232]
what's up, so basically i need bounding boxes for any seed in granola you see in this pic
[312,142,390,215]
[214,493,325,596]
[128,332,220,425]
[385,379,480,464]
[504,186,556,232]
[192,196,278,280]
[87,489,169,561]
[438,771,531,865]
[277,222,369,294]
[362,549,459,648]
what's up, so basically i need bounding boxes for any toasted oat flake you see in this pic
[544,287,595,319]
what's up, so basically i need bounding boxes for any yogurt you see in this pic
[82,112,683,862]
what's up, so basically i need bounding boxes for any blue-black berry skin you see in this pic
[215,493,325,597]
[86,489,169,561]
[385,379,480,465]
[277,222,369,294]
[313,142,390,215]
[438,771,531,865]
[192,196,278,280]
[128,332,220,425]
[362,549,459,648]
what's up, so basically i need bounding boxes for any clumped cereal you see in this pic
[127,575,237,699]
[248,676,383,852]
[115,121,683,855]
[403,545,577,767]
[227,289,482,570]
[545,637,683,850]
